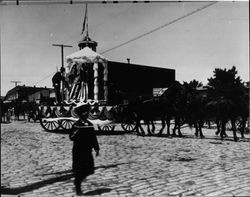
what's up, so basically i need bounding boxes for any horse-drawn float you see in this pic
[39,47,136,132]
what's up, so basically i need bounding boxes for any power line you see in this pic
[100,1,217,54]
[33,73,54,85]
[33,45,72,86]
[31,1,217,85]
[1,1,154,6]
[1,0,217,6]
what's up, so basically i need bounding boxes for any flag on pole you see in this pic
[81,3,88,35]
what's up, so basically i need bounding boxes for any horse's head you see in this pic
[160,81,185,100]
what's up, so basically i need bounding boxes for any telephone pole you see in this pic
[52,44,73,70]
[52,44,72,103]
[11,81,21,87]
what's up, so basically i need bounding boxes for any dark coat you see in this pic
[52,72,62,86]
[70,120,99,177]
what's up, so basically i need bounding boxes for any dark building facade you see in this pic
[79,60,175,105]
[4,85,55,105]
[106,61,175,104]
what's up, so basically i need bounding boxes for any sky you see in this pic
[0,0,249,96]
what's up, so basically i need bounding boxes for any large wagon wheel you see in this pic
[59,119,75,131]
[121,122,136,132]
[40,118,60,131]
[98,124,115,132]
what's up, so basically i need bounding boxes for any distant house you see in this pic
[4,85,55,105]
[28,88,55,104]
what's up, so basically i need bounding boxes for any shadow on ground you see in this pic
[1,163,127,195]
[142,132,250,142]
[1,174,73,195]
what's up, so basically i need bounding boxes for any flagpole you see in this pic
[81,3,87,36]
[86,3,89,39]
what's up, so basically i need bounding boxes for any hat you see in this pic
[73,104,91,120]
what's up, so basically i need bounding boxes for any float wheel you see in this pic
[59,119,75,131]
[121,122,136,132]
[98,124,115,132]
[40,119,60,131]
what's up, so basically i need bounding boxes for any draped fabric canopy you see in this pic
[66,46,108,64]
[65,46,109,101]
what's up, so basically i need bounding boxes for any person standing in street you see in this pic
[69,104,100,196]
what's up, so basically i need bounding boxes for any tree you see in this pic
[206,66,247,141]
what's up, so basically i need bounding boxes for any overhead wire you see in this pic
[33,72,55,85]
[32,3,135,86]
[1,1,156,6]
[100,1,217,54]
[30,1,217,85]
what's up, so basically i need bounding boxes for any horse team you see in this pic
[116,80,249,142]
[1,78,248,143]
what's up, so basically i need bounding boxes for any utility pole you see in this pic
[52,44,73,69]
[52,44,73,103]
[10,81,21,102]
[11,81,21,87]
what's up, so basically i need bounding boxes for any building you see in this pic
[107,61,175,104]
[76,35,175,105]
[28,88,55,104]
[4,85,55,105]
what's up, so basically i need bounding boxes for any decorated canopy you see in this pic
[65,46,109,102]
[66,46,108,64]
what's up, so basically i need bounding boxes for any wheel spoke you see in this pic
[59,119,74,131]
[44,122,49,128]
[52,122,57,130]
[51,122,55,129]
[64,121,68,128]
[67,121,72,129]
[52,121,58,129]
[48,122,52,130]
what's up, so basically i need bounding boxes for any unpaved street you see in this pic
[1,121,250,196]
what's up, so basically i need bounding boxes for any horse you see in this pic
[206,97,240,141]
[158,81,187,137]
[183,83,208,138]
[125,96,162,136]
[126,81,187,137]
